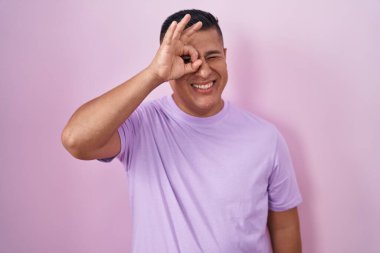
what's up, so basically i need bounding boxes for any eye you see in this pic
[206,55,220,60]
[181,55,191,64]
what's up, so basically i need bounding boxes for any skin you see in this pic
[61,14,203,160]
[268,208,302,253]
[169,28,228,117]
[61,14,301,252]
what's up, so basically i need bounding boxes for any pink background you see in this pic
[1,0,379,252]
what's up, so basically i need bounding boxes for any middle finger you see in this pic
[181,21,203,44]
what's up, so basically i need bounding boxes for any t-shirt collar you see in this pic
[164,95,229,125]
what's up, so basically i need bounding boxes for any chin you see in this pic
[191,98,222,116]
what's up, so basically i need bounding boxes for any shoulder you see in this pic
[227,101,279,137]
[132,97,168,116]
[226,102,288,155]
[126,96,172,127]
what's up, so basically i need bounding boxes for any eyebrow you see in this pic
[204,50,223,57]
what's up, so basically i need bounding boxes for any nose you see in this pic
[196,60,212,79]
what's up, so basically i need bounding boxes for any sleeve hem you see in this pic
[116,124,126,162]
[97,124,126,163]
[269,196,303,212]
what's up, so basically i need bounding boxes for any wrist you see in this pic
[144,65,166,88]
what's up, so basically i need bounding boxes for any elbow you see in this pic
[61,127,91,160]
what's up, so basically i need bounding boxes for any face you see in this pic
[169,28,228,117]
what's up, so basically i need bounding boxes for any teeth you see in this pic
[192,82,213,90]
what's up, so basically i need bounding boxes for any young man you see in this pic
[62,9,302,253]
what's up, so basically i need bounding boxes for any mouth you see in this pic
[191,81,215,93]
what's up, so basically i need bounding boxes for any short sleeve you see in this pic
[97,108,142,165]
[268,130,302,211]
[97,126,126,163]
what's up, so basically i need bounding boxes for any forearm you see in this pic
[62,16,203,159]
[61,67,162,158]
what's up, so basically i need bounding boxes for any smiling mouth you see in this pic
[191,81,215,91]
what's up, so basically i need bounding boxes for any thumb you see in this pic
[184,59,202,75]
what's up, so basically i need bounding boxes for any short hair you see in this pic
[159,9,223,44]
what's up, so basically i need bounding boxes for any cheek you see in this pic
[210,61,227,73]
[170,77,189,89]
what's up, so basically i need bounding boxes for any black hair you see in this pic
[159,9,223,44]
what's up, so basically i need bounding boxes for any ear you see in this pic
[224,48,227,59]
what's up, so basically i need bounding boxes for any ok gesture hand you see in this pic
[149,14,203,83]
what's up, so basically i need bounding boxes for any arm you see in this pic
[61,14,203,160]
[61,68,160,160]
[268,207,302,253]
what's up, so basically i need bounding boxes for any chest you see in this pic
[132,120,274,202]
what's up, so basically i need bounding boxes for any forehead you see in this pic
[187,28,224,53]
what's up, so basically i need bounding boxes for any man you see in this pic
[62,9,302,253]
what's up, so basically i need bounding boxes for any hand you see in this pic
[148,14,203,83]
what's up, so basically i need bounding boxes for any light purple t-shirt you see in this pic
[112,95,302,253]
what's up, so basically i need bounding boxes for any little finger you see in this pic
[172,14,191,40]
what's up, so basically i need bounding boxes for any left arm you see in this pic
[267,207,302,253]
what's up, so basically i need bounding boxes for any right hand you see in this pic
[148,14,203,84]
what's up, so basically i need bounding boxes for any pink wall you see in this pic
[1,0,379,252]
